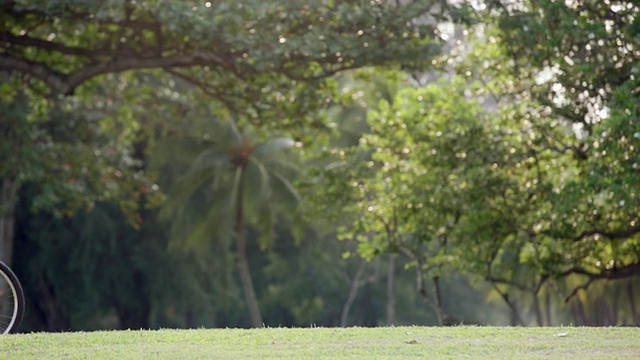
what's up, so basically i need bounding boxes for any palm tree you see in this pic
[159,119,300,327]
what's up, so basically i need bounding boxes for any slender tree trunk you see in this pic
[490,283,524,326]
[396,245,447,326]
[234,180,263,328]
[341,261,367,327]
[509,304,519,326]
[533,293,543,326]
[411,260,446,325]
[432,276,448,326]
[572,298,588,325]
[612,285,621,325]
[0,178,18,266]
[545,290,552,326]
[627,280,639,325]
[594,297,605,325]
[386,253,398,325]
[602,296,615,326]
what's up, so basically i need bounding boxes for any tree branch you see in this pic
[1,51,235,95]
[489,282,524,325]
[564,278,596,303]
[560,263,640,302]
[0,32,99,57]
[571,224,640,242]
[485,276,532,292]
[165,69,245,114]
[0,55,70,93]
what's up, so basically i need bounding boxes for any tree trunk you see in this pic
[594,297,605,325]
[533,293,543,326]
[411,260,446,326]
[611,284,621,325]
[571,298,588,326]
[432,276,448,325]
[490,282,524,326]
[628,280,639,325]
[397,246,447,326]
[0,178,18,266]
[341,260,367,327]
[386,253,398,325]
[509,303,520,326]
[545,290,552,326]
[234,180,263,328]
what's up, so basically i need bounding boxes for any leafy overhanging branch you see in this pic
[559,263,640,302]
[570,224,640,243]
[0,32,100,57]
[1,1,444,95]
[0,52,235,95]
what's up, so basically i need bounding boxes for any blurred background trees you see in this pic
[2,0,639,331]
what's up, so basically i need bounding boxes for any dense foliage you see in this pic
[2,0,639,330]
[305,0,640,325]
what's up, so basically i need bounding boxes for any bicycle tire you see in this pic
[0,260,24,334]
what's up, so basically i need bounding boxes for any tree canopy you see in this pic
[3,0,640,330]
[1,0,447,96]
[303,0,640,324]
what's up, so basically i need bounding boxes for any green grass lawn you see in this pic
[1,326,638,359]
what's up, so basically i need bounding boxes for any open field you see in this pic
[1,326,638,359]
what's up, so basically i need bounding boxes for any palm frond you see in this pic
[229,166,244,214]
[253,199,275,250]
[183,195,234,249]
[269,169,301,206]
[254,137,295,161]
[264,156,300,177]
[227,119,244,145]
[189,148,230,173]
[159,166,218,220]
[167,182,235,251]
[246,156,272,201]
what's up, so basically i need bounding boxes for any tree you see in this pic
[353,77,525,324]
[305,5,640,322]
[0,79,155,264]
[471,0,640,310]
[160,119,300,328]
[298,68,410,325]
[300,66,516,324]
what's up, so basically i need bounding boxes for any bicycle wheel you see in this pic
[0,261,24,334]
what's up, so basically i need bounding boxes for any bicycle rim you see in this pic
[0,262,24,334]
